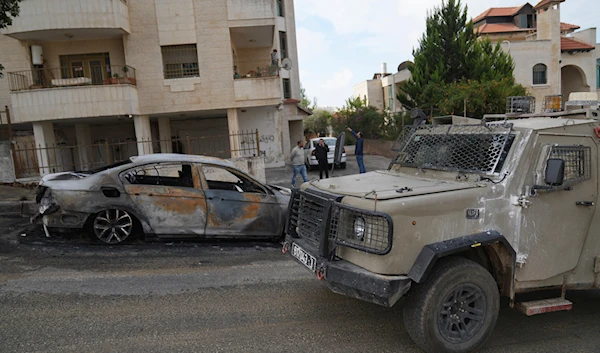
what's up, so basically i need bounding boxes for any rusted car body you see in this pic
[36,154,291,244]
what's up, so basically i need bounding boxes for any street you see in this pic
[1,215,599,353]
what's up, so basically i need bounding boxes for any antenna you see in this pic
[281,58,293,71]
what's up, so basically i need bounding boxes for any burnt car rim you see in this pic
[93,209,133,244]
[437,283,487,344]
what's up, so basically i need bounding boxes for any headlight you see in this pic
[353,216,366,241]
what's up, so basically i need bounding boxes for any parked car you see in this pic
[35,154,291,244]
[304,137,346,170]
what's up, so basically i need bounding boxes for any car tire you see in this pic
[90,209,136,245]
[403,257,499,353]
[340,162,346,169]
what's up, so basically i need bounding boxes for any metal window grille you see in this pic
[279,31,288,59]
[161,44,199,79]
[533,63,547,85]
[329,204,392,255]
[391,123,515,175]
[282,78,291,99]
[506,96,535,114]
[549,146,591,185]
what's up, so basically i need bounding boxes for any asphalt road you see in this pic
[1,217,599,353]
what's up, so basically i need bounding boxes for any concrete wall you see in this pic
[353,79,383,109]
[236,47,273,76]
[0,141,16,182]
[237,106,282,167]
[11,85,140,123]
[226,0,274,21]
[0,0,130,35]
[363,138,396,158]
[230,155,266,184]
[0,35,30,109]
[233,77,281,101]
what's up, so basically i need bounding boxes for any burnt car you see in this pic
[35,154,291,244]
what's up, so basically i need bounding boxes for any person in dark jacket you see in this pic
[314,138,330,179]
[346,127,366,173]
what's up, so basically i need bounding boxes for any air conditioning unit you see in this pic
[506,96,535,114]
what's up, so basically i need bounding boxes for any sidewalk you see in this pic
[0,184,37,217]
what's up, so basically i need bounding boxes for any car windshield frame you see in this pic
[390,123,515,175]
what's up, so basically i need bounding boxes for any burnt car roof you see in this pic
[130,154,237,168]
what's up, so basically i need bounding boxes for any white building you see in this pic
[0,0,307,178]
[354,0,599,114]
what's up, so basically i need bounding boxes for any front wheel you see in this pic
[91,209,135,245]
[403,257,499,353]
[340,162,346,169]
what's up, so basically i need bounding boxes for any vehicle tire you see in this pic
[91,209,136,245]
[403,256,500,353]
[340,162,346,169]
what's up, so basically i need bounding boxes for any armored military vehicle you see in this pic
[282,107,600,352]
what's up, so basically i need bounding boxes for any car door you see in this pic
[121,162,208,237]
[200,164,282,237]
[516,135,597,281]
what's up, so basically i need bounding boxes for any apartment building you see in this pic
[354,0,599,114]
[0,0,306,178]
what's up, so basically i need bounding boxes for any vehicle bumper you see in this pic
[282,237,411,307]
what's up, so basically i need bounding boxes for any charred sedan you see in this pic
[35,154,291,244]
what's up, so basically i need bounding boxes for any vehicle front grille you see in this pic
[287,190,329,246]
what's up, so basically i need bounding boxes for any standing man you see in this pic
[315,138,330,179]
[346,127,366,173]
[271,49,279,66]
[290,140,308,188]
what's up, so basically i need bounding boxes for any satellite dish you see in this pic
[281,58,293,71]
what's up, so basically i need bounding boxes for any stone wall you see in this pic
[363,139,396,158]
[0,142,16,183]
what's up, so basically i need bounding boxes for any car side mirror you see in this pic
[545,158,565,186]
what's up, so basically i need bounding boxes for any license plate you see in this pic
[291,243,316,272]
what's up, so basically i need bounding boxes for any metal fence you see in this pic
[12,130,260,179]
[7,65,137,91]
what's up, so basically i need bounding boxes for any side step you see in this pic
[516,298,573,316]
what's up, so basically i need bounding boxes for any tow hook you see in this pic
[281,242,290,254]
[316,267,325,280]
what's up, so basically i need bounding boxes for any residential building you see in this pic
[0,0,306,179]
[354,0,598,114]
[352,61,411,113]
[474,0,598,112]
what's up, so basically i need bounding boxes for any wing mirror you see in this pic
[545,158,565,186]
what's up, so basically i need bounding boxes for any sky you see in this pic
[294,0,599,109]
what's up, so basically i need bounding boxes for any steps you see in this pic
[516,298,573,316]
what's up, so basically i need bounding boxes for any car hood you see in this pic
[307,170,483,200]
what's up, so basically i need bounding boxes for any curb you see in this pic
[0,201,37,217]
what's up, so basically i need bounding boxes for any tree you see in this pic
[303,109,332,137]
[397,0,521,117]
[333,96,385,140]
[299,83,315,109]
[0,0,21,78]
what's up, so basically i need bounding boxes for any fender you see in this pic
[408,230,516,283]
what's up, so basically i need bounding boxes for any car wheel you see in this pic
[92,209,135,245]
[340,162,346,169]
[403,257,499,353]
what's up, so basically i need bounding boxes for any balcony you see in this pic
[234,74,281,101]
[227,0,275,21]
[7,65,139,123]
[1,0,130,41]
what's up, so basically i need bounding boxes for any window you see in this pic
[547,146,591,186]
[596,58,600,89]
[161,44,199,79]
[202,165,267,194]
[282,78,291,99]
[388,85,394,109]
[124,163,195,188]
[59,52,111,84]
[533,63,547,85]
[279,31,288,59]
[277,0,284,16]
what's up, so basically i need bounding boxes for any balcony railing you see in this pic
[7,65,136,92]
[234,65,279,79]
